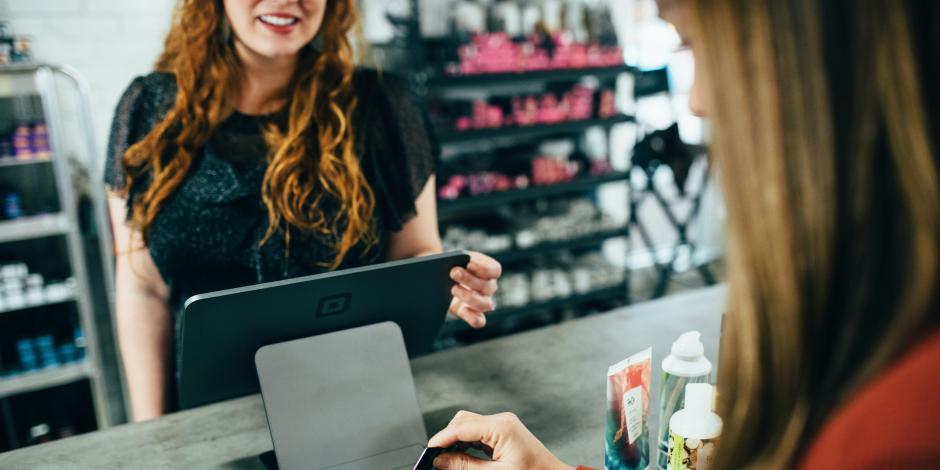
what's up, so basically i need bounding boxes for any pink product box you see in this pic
[590,159,613,176]
[532,157,581,185]
[438,170,529,200]
[598,90,617,118]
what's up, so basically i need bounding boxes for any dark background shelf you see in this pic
[438,282,627,336]
[491,226,629,264]
[438,171,630,219]
[427,65,633,89]
[436,114,634,145]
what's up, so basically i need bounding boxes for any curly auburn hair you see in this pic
[120,0,376,269]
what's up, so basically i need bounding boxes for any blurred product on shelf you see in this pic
[0,22,32,64]
[26,424,53,446]
[437,157,611,201]
[444,32,624,76]
[29,122,50,159]
[494,253,625,309]
[0,262,76,313]
[3,191,23,220]
[425,0,621,75]
[6,328,85,377]
[444,83,616,132]
[442,198,624,254]
[2,120,52,163]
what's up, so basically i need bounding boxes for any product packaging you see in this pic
[668,383,722,470]
[606,347,652,470]
[657,332,712,469]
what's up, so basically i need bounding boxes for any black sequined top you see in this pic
[105,70,437,408]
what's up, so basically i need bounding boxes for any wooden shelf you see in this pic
[439,283,627,336]
[437,114,634,145]
[0,158,52,169]
[438,172,630,219]
[0,363,90,400]
[427,65,633,89]
[491,227,629,264]
[0,214,70,244]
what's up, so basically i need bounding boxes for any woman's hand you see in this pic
[449,252,502,328]
[428,410,574,470]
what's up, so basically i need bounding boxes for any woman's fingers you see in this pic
[451,301,486,328]
[429,411,571,470]
[450,267,498,296]
[467,252,502,280]
[452,284,494,313]
[428,410,489,448]
[432,452,490,470]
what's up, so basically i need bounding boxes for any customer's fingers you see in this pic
[433,452,492,470]
[467,252,502,280]
[428,411,490,448]
[450,267,498,296]
[452,284,495,312]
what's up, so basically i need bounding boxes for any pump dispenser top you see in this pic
[662,331,712,378]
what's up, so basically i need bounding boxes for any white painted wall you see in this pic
[2,0,176,163]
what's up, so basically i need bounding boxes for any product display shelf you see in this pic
[438,171,630,219]
[0,363,91,401]
[0,65,115,439]
[490,226,629,264]
[436,114,634,145]
[419,33,635,342]
[0,213,70,244]
[426,65,633,89]
[0,294,75,315]
[438,282,627,336]
[0,158,52,169]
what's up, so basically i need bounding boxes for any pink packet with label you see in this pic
[605,347,652,470]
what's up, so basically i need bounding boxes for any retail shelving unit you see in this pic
[417,65,635,340]
[0,64,113,450]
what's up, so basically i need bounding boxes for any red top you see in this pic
[799,326,940,469]
[578,327,940,470]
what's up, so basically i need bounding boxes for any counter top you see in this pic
[1,285,726,469]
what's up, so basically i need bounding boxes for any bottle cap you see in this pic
[685,383,714,412]
[671,331,705,360]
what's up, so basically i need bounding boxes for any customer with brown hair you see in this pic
[106,0,501,422]
[426,0,940,468]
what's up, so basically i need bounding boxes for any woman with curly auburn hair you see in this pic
[105,0,502,421]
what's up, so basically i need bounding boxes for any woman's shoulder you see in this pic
[352,67,409,92]
[105,72,177,190]
[117,71,177,115]
[799,327,940,469]
[351,67,416,111]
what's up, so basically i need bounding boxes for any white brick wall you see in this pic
[2,0,176,165]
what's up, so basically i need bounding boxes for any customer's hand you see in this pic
[449,252,501,328]
[428,410,574,470]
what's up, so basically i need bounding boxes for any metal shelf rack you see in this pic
[427,65,634,89]
[436,114,634,145]
[0,64,117,446]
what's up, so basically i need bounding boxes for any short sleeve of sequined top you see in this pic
[103,73,177,220]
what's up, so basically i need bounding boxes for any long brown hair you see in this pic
[120,0,376,269]
[687,0,940,467]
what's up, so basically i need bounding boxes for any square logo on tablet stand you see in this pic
[316,293,351,317]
